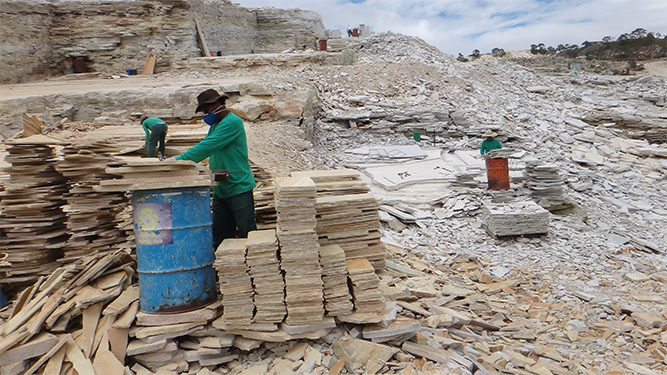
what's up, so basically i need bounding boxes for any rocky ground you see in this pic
[220,33,667,372]
[1,32,665,374]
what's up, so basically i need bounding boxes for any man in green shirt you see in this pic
[480,129,502,155]
[140,116,168,159]
[172,89,257,249]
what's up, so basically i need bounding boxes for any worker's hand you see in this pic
[163,156,177,161]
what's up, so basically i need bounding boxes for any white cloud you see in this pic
[234,0,667,55]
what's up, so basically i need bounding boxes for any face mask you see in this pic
[203,105,225,126]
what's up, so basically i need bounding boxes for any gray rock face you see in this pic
[190,0,257,55]
[0,1,52,84]
[0,0,327,83]
[253,7,325,53]
[0,0,197,83]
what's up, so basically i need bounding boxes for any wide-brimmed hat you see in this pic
[195,89,229,113]
[482,129,497,137]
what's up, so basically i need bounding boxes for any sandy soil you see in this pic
[640,59,667,78]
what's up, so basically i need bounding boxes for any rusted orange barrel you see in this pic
[486,158,510,190]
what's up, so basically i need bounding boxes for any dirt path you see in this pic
[0,74,251,100]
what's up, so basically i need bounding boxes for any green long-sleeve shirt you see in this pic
[141,117,166,148]
[176,112,256,198]
[480,138,502,155]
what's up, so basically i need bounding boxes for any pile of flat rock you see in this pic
[274,176,325,326]
[316,193,386,270]
[525,161,568,209]
[318,244,354,316]
[214,239,254,326]
[346,258,385,313]
[481,200,550,237]
[0,135,69,289]
[246,229,286,324]
[56,140,127,263]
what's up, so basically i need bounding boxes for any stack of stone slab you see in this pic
[289,169,386,270]
[346,258,385,313]
[252,165,277,230]
[246,229,286,324]
[0,135,69,289]
[55,140,128,263]
[214,239,254,326]
[481,200,550,237]
[274,176,325,326]
[290,169,369,196]
[318,244,354,316]
[316,193,386,269]
[525,161,567,208]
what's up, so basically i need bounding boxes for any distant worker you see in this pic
[480,129,502,155]
[169,89,257,249]
[140,115,168,160]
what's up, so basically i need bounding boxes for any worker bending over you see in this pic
[140,116,168,159]
[170,89,257,250]
[480,129,502,155]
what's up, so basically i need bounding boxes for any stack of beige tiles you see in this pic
[318,244,354,316]
[246,229,286,324]
[346,258,385,313]
[315,193,386,269]
[291,169,386,270]
[274,176,324,326]
[214,239,254,326]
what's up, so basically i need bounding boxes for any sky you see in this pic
[235,0,667,55]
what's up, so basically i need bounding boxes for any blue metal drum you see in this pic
[131,187,217,313]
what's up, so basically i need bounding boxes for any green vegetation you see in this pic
[529,28,667,61]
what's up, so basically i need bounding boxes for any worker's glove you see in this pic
[163,156,177,161]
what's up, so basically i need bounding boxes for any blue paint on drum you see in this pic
[131,187,216,313]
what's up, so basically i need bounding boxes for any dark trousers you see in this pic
[212,190,257,250]
[147,123,167,158]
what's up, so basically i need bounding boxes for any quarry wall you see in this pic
[0,0,326,83]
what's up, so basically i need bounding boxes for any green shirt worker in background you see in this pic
[480,129,502,155]
[172,89,257,250]
[140,116,168,159]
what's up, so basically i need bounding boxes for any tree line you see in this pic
[455,28,666,62]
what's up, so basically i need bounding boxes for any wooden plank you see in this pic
[142,55,156,75]
[81,302,104,358]
[64,340,95,375]
[194,18,210,57]
[22,334,70,375]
